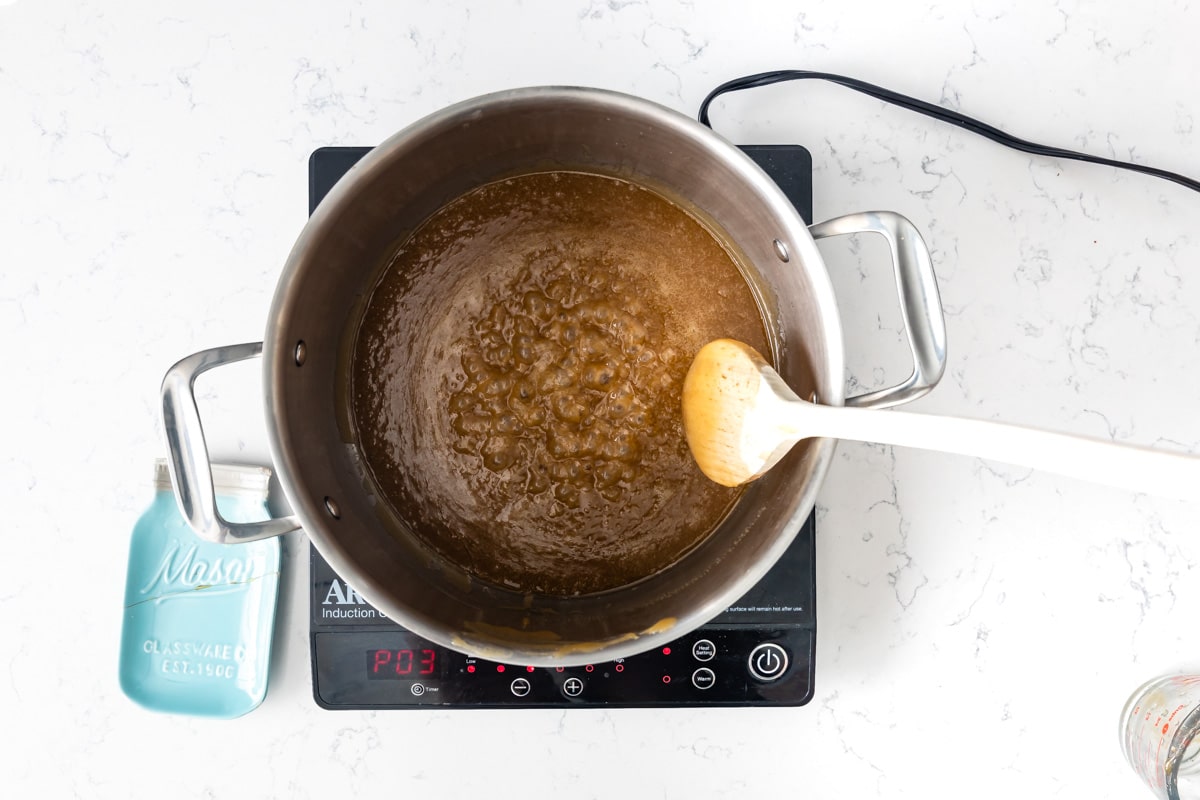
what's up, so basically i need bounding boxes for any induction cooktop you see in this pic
[307,144,817,709]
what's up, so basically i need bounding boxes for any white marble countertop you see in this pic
[5,1,1200,797]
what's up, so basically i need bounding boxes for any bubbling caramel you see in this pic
[351,171,769,596]
[448,257,669,509]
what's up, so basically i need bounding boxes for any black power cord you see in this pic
[698,70,1200,195]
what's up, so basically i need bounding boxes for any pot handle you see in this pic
[161,342,303,544]
[809,210,947,409]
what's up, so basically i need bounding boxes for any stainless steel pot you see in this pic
[162,87,946,666]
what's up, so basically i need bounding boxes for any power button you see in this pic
[747,643,789,682]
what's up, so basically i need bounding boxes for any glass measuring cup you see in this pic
[1120,674,1200,799]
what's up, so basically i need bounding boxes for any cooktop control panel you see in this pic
[311,624,812,709]
[307,144,817,709]
[309,512,815,709]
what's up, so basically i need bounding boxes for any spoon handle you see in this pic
[799,402,1200,500]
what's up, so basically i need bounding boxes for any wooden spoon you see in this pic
[681,338,1200,499]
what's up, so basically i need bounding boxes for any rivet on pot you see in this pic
[294,340,307,366]
[324,496,341,519]
[773,239,790,262]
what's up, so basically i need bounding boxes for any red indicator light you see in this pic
[585,664,594,673]
[496,664,506,673]
[615,664,625,673]
[466,664,475,673]
[662,675,671,684]
[526,665,535,673]
[662,647,671,655]
[555,667,565,672]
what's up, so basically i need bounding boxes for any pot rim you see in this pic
[262,86,844,665]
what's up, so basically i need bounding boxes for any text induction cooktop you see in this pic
[307,144,817,709]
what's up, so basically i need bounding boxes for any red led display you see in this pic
[366,649,436,680]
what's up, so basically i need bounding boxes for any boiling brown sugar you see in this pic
[352,171,769,595]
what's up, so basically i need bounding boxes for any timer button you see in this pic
[691,667,716,690]
[561,676,585,697]
[410,683,426,696]
[692,639,716,662]
[510,678,531,697]
[747,643,789,682]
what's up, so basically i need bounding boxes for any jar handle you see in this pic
[809,210,947,409]
[161,343,302,543]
